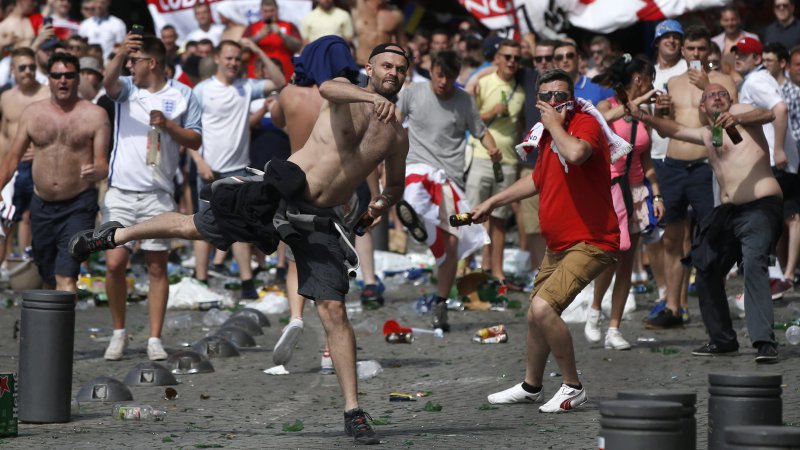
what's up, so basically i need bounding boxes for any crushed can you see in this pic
[0,372,18,437]
[472,334,508,344]
[473,325,508,344]
[385,332,414,344]
[197,300,223,311]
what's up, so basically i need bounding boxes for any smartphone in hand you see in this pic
[131,24,144,36]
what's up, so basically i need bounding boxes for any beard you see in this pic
[372,76,402,99]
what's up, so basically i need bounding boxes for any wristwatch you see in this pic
[652,195,664,203]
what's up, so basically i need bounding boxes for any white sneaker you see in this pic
[320,350,335,375]
[487,383,544,405]
[539,384,588,413]
[104,331,128,361]
[273,318,304,366]
[147,338,168,361]
[604,329,631,350]
[584,308,601,343]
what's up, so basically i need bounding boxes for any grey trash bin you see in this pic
[709,372,783,450]
[17,290,76,423]
[598,400,683,450]
[618,390,696,450]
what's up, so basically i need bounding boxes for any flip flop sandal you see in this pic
[396,200,428,243]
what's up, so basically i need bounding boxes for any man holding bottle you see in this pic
[631,83,782,363]
[99,32,202,361]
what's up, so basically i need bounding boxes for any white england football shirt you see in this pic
[108,77,202,193]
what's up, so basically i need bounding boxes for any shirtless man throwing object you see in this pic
[0,52,109,291]
[70,43,410,445]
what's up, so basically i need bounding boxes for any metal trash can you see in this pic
[618,390,696,450]
[709,372,783,450]
[724,425,800,449]
[17,290,76,423]
[598,400,683,450]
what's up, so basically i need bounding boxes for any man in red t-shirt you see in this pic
[245,0,302,81]
[472,69,619,413]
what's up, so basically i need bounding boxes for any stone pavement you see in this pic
[0,274,798,449]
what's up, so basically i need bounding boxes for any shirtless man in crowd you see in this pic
[633,83,782,363]
[70,43,410,445]
[0,52,108,291]
[0,0,40,52]
[646,26,738,329]
[352,0,405,65]
[0,47,50,261]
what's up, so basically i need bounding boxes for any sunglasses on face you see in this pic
[775,3,791,9]
[17,64,35,72]
[554,52,576,62]
[538,90,571,102]
[590,49,604,55]
[534,55,554,63]
[499,53,521,62]
[49,71,78,80]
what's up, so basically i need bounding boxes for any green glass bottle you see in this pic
[712,112,723,147]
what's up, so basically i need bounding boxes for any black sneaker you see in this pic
[755,342,779,364]
[432,299,450,332]
[396,200,428,243]
[68,221,123,261]
[645,309,683,330]
[691,342,738,356]
[344,408,380,445]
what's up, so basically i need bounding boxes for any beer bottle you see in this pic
[658,83,670,117]
[353,198,385,236]
[449,213,473,227]
[500,90,508,117]
[492,161,504,182]
[711,112,724,148]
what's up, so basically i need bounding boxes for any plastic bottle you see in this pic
[786,325,800,345]
[165,314,192,331]
[202,308,231,326]
[112,404,166,421]
[146,125,160,166]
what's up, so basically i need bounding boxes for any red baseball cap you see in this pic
[731,37,763,55]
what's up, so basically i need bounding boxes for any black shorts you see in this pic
[659,157,715,224]
[12,161,33,221]
[772,168,800,217]
[30,189,98,285]
[195,201,351,302]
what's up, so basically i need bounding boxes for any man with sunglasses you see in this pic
[646,26,738,330]
[532,40,556,73]
[632,83,782,363]
[473,68,619,412]
[552,41,612,105]
[98,32,202,362]
[0,47,49,264]
[466,39,524,283]
[0,52,109,294]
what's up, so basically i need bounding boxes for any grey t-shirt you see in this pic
[397,82,487,188]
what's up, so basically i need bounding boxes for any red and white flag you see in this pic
[460,0,730,39]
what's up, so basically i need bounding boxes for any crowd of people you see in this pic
[0,0,798,445]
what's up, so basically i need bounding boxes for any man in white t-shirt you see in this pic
[101,34,202,362]
[185,2,224,47]
[78,0,125,59]
[735,36,799,296]
[190,39,285,299]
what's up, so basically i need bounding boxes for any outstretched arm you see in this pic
[631,103,706,147]
[471,175,538,223]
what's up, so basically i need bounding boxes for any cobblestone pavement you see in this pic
[0,273,798,449]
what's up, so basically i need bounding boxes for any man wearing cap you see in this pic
[646,26,738,329]
[78,55,104,102]
[734,36,798,296]
[645,19,688,311]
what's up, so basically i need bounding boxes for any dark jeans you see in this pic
[692,196,783,350]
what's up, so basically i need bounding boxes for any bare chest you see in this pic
[354,9,396,36]
[28,113,94,149]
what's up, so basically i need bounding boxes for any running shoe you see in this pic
[645,299,667,321]
[604,329,631,350]
[691,342,738,356]
[432,299,450,332]
[147,338,168,361]
[104,331,128,361]
[770,278,793,300]
[487,383,544,404]
[69,221,123,261]
[396,200,428,242]
[539,384,588,413]
[645,309,683,329]
[755,342,779,364]
[584,308,601,343]
[272,318,304,366]
[344,408,380,445]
